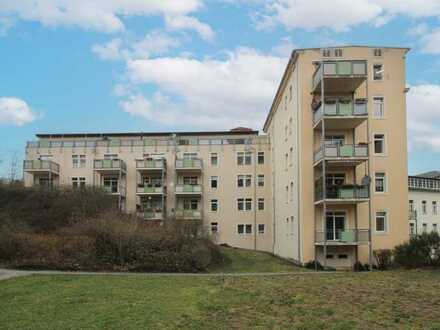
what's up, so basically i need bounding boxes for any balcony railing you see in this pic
[93,159,127,171]
[313,99,368,124]
[312,60,368,91]
[314,144,368,163]
[175,184,202,194]
[136,186,164,194]
[175,158,203,170]
[408,176,440,191]
[137,211,164,220]
[103,185,126,196]
[315,229,370,244]
[409,210,417,220]
[136,159,165,170]
[23,160,60,173]
[175,210,202,220]
[315,183,369,202]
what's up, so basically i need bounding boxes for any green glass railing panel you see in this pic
[144,186,155,193]
[338,102,353,115]
[340,145,354,157]
[183,185,193,192]
[183,159,193,167]
[339,188,354,199]
[341,231,355,242]
[103,160,113,168]
[337,62,352,75]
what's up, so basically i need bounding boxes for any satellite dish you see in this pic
[361,175,371,186]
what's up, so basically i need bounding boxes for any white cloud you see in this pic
[120,48,286,129]
[420,29,440,54]
[0,0,212,39]
[92,31,180,61]
[407,85,440,152]
[164,15,214,41]
[257,0,440,32]
[270,37,297,57]
[0,97,37,126]
[408,23,429,37]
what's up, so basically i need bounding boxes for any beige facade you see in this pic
[24,131,273,252]
[264,46,409,268]
[24,45,410,269]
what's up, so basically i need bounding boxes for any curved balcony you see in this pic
[314,144,368,166]
[312,60,367,94]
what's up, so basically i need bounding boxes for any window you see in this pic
[374,134,385,154]
[289,147,293,166]
[433,201,438,215]
[183,199,198,210]
[237,198,252,211]
[376,211,387,232]
[237,224,252,235]
[183,176,198,185]
[286,185,289,203]
[257,175,265,187]
[375,172,386,193]
[257,152,265,165]
[258,198,265,211]
[422,201,427,214]
[237,152,252,165]
[373,48,383,57]
[409,200,414,212]
[183,153,198,160]
[326,173,345,186]
[285,153,288,170]
[258,224,265,234]
[290,182,294,201]
[237,175,252,188]
[72,154,86,168]
[373,96,385,118]
[373,64,383,81]
[325,135,344,145]
[334,49,343,57]
[322,49,331,57]
[338,254,348,259]
[72,177,86,189]
[289,118,293,135]
[211,222,218,234]
[210,176,218,189]
[409,223,415,235]
[285,125,288,139]
[103,177,118,193]
[210,153,218,166]
[422,223,428,232]
[104,154,118,160]
[289,85,292,100]
[284,96,287,110]
[211,199,218,212]
[433,224,438,232]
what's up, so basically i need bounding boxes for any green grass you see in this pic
[207,246,304,273]
[1,271,440,329]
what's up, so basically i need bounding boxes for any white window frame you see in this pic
[210,153,219,166]
[258,198,265,211]
[237,175,252,188]
[373,133,387,156]
[258,224,265,234]
[373,96,385,119]
[257,152,265,165]
[257,174,264,187]
[211,222,218,234]
[210,199,218,212]
[210,176,218,190]
[375,211,388,234]
[422,201,427,215]
[373,63,384,81]
[374,172,387,194]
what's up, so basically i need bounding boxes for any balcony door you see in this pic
[326,211,346,241]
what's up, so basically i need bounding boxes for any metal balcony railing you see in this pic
[315,229,370,244]
[315,182,369,201]
[313,99,368,124]
[136,186,164,194]
[93,159,127,171]
[175,158,203,170]
[314,144,368,163]
[312,60,368,91]
[23,160,60,173]
[137,210,164,220]
[175,184,202,194]
[136,159,165,170]
[175,210,202,219]
[103,185,126,196]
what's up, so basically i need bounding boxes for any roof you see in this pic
[36,129,259,139]
[414,171,440,179]
[263,45,410,132]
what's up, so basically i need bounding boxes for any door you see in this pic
[326,211,346,241]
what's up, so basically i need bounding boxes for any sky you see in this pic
[1,0,440,177]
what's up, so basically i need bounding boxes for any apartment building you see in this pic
[23,129,273,252]
[23,45,410,269]
[408,172,440,235]
[264,46,409,268]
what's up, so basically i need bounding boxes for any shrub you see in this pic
[373,249,392,270]
[304,260,324,270]
[353,261,370,272]
[393,232,440,269]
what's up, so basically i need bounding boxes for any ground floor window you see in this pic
[103,177,118,193]
[237,224,252,234]
[72,177,86,189]
[375,211,387,233]
[258,224,265,234]
[211,222,218,234]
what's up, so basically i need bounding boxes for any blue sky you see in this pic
[1,0,440,177]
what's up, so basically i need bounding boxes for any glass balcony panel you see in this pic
[324,100,337,115]
[338,100,353,115]
[323,62,336,75]
[353,62,367,75]
[339,145,354,157]
[336,61,352,75]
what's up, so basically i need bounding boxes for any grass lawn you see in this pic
[207,246,304,273]
[1,271,440,329]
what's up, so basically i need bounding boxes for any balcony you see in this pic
[409,210,417,220]
[312,60,367,94]
[175,184,202,195]
[313,99,368,129]
[136,159,166,171]
[314,144,368,166]
[315,183,369,204]
[175,209,202,220]
[93,159,127,173]
[23,160,60,175]
[136,185,165,195]
[102,185,126,196]
[315,229,370,245]
[175,158,202,172]
[137,211,164,221]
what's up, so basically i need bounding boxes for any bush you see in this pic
[373,249,392,270]
[304,260,324,270]
[393,232,440,269]
[353,261,370,272]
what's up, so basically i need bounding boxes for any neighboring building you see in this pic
[408,174,440,236]
[23,45,410,269]
[264,46,409,268]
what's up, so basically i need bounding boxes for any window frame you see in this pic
[373,63,384,81]
[375,211,388,234]
[210,153,219,166]
[372,96,385,119]
[210,199,218,212]
[373,133,387,156]
[374,172,387,194]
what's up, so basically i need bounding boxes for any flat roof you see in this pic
[36,130,259,139]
